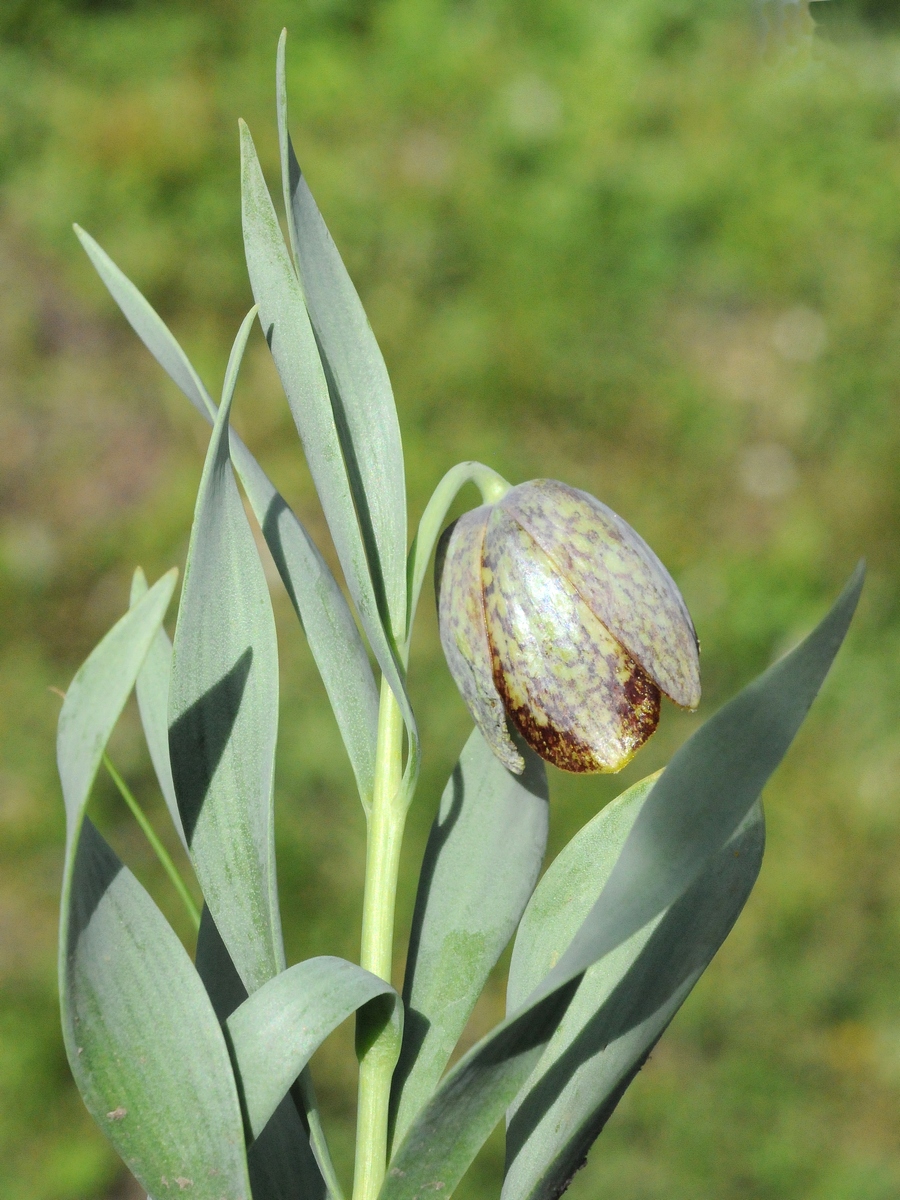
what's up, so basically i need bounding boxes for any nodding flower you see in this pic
[436,478,700,775]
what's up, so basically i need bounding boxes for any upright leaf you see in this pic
[277,30,407,634]
[502,784,764,1200]
[169,309,284,993]
[129,567,187,850]
[74,226,379,807]
[57,575,250,1200]
[380,565,862,1200]
[390,730,548,1150]
[239,121,418,780]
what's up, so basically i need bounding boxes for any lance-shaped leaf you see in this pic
[57,575,250,1200]
[380,564,862,1200]
[74,225,379,807]
[502,784,764,1200]
[390,730,548,1150]
[239,121,418,785]
[227,956,400,1140]
[169,309,284,994]
[196,908,334,1200]
[276,30,407,635]
[129,567,187,850]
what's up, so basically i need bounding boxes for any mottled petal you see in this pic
[436,507,525,774]
[482,505,660,773]
[500,479,700,709]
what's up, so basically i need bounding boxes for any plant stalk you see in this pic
[353,676,407,1200]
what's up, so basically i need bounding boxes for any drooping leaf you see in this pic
[169,309,284,993]
[380,564,862,1200]
[277,30,407,635]
[74,225,379,807]
[227,956,400,1140]
[239,120,418,785]
[195,908,333,1200]
[390,730,548,1150]
[57,575,250,1200]
[129,567,186,850]
[501,783,764,1200]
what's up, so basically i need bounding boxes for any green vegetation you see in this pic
[1,1,899,1196]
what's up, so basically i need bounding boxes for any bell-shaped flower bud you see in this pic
[436,479,700,775]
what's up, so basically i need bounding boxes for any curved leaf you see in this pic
[169,310,284,993]
[277,30,407,635]
[75,225,379,806]
[502,783,764,1200]
[57,575,249,1200]
[380,564,862,1200]
[239,120,418,786]
[390,730,548,1150]
[228,956,400,1140]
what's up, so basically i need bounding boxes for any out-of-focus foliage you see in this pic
[1,1,899,1197]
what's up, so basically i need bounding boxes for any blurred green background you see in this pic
[2,0,900,1196]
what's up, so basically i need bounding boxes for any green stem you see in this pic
[353,677,407,1200]
[404,461,511,656]
[103,754,201,932]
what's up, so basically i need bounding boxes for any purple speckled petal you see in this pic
[482,505,660,773]
[499,480,700,709]
[437,507,524,774]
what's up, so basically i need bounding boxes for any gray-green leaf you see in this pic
[390,730,548,1150]
[239,120,418,781]
[74,224,379,808]
[169,310,284,993]
[380,563,862,1200]
[277,30,407,636]
[502,780,764,1200]
[130,567,186,850]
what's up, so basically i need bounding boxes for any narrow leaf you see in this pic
[277,30,407,633]
[74,224,214,423]
[228,956,400,1140]
[502,784,764,1200]
[130,567,187,850]
[390,730,548,1150]
[239,120,418,778]
[380,565,862,1200]
[75,226,379,806]
[235,450,379,807]
[169,310,284,993]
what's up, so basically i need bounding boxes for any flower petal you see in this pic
[437,507,524,774]
[500,480,700,709]
[482,505,660,773]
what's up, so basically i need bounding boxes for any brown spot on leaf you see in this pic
[106,1107,127,1121]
